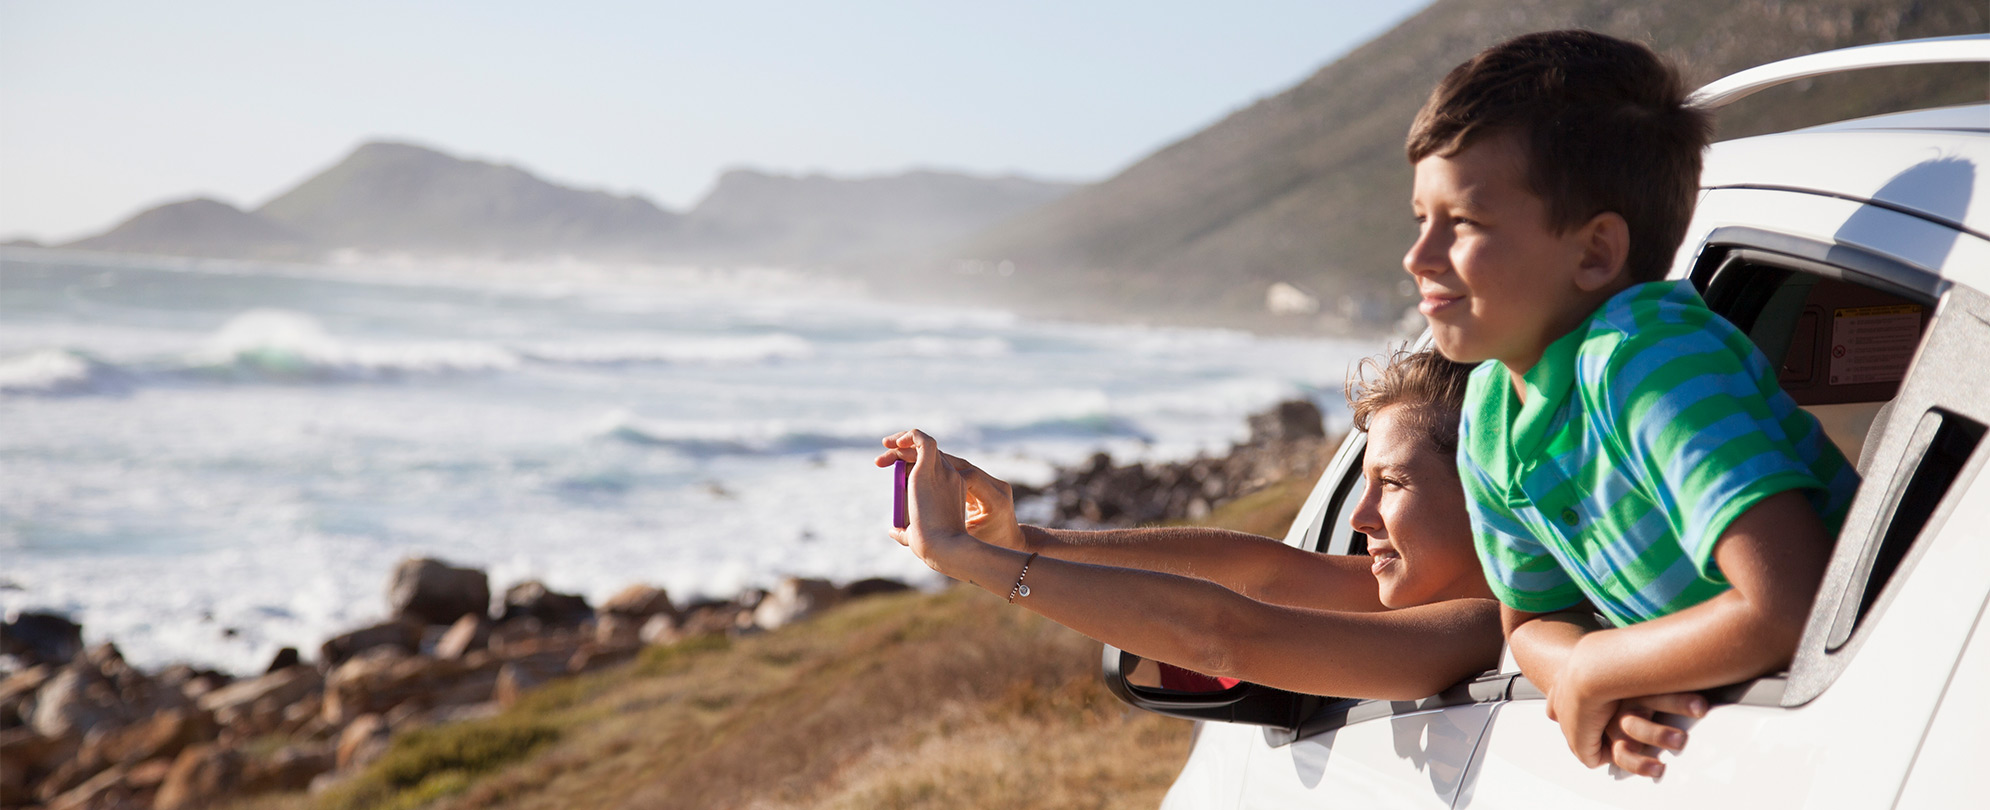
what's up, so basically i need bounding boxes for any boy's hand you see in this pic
[876,432,1027,551]
[1544,675,1617,770]
[1603,692,1707,779]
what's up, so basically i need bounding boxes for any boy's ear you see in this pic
[1572,212,1630,293]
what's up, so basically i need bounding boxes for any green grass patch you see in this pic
[315,719,558,810]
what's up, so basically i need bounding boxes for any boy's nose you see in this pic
[1402,228,1449,278]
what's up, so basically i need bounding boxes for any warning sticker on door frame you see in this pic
[1828,304,1922,386]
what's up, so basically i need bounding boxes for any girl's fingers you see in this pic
[886,528,909,547]
[874,446,915,468]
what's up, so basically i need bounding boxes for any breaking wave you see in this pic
[182,310,522,382]
[0,349,132,395]
[587,404,1154,459]
[0,311,828,395]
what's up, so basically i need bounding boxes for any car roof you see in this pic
[1702,102,1990,240]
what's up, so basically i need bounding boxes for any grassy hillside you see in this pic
[928,0,1988,330]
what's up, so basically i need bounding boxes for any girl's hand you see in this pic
[876,432,1028,551]
[882,429,978,576]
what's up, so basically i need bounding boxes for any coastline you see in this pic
[0,398,1338,809]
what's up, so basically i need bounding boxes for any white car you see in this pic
[1104,35,1990,809]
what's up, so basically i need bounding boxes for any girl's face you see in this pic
[1349,405,1488,609]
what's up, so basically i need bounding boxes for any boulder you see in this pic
[44,763,133,810]
[335,714,390,771]
[567,642,639,675]
[155,665,231,701]
[320,647,485,725]
[125,757,173,790]
[751,577,844,631]
[318,619,422,669]
[493,663,544,709]
[599,584,676,621]
[76,706,217,770]
[0,663,54,728]
[241,742,335,793]
[0,611,84,668]
[594,613,642,647]
[1246,399,1326,445]
[31,665,125,739]
[661,603,749,643]
[2,726,79,806]
[638,614,677,646]
[844,577,913,599]
[434,614,491,660]
[387,557,491,627]
[196,667,320,738]
[499,581,593,628]
[263,647,301,673]
[153,744,242,810]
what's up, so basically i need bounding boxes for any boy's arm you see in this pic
[1507,490,1833,769]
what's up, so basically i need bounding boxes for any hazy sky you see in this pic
[1,1,1429,242]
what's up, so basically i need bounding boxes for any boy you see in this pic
[1403,31,1860,779]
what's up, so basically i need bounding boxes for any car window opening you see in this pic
[1826,409,1986,650]
[1714,254,1933,470]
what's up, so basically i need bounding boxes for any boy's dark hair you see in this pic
[1347,347,1476,458]
[1407,30,1712,283]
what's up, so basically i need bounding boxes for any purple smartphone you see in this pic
[892,459,910,529]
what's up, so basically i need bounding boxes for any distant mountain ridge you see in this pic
[935,0,1987,329]
[66,197,315,259]
[256,141,681,257]
[63,141,1078,265]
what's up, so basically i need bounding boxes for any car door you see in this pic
[1455,194,1990,808]
[1112,419,1505,809]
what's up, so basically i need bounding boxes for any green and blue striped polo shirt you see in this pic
[1460,281,1860,627]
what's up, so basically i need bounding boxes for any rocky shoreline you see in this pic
[0,560,912,810]
[0,399,1337,810]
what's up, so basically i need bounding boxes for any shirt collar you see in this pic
[1507,325,1585,459]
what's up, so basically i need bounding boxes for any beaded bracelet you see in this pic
[1007,552,1039,603]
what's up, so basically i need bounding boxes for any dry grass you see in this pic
[222,479,1321,810]
[234,588,1191,810]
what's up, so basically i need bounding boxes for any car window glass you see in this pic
[1318,455,1367,556]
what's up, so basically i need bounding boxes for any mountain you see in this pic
[938,0,1988,329]
[678,168,1076,264]
[254,141,680,257]
[62,198,313,259]
[58,142,1075,266]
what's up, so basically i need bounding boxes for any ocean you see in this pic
[0,248,1378,673]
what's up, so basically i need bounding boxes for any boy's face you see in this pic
[1405,131,1597,371]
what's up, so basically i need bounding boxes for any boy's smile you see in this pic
[1405,131,1609,378]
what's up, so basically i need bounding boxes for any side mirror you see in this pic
[1101,644,1327,730]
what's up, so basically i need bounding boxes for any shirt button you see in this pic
[1560,508,1580,527]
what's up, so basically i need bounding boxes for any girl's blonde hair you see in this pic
[1346,347,1477,457]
